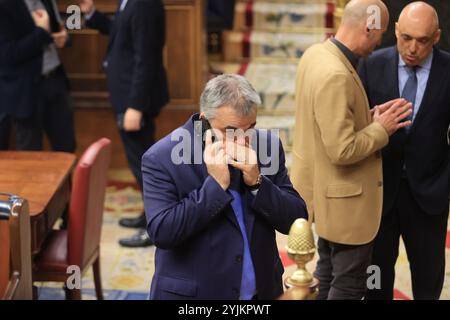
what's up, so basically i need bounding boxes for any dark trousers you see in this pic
[314,237,374,300]
[14,68,76,152]
[117,116,155,192]
[366,178,448,300]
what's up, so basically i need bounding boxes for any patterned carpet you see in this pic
[35,169,449,300]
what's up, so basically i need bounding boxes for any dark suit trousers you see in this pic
[314,237,374,300]
[366,178,449,300]
[13,68,76,152]
[117,116,155,191]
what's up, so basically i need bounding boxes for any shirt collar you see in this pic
[398,49,434,71]
[330,37,360,70]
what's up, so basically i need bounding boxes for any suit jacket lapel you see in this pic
[107,1,130,53]
[409,49,446,134]
[325,40,371,122]
[387,48,408,139]
[387,48,400,99]
[243,190,256,240]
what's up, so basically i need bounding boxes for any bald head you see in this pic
[396,1,440,66]
[335,0,389,58]
[342,0,389,29]
[398,2,439,34]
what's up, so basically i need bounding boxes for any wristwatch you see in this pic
[247,174,262,191]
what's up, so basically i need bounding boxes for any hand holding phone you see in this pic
[203,129,230,191]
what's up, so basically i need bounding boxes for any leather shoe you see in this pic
[119,213,146,229]
[119,229,154,248]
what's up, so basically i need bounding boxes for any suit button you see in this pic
[235,255,243,263]
[378,181,383,187]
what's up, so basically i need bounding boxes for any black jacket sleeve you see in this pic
[127,0,160,112]
[85,10,112,35]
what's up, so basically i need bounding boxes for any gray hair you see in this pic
[200,74,261,119]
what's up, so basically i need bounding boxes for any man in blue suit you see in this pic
[142,74,308,300]
[358,2,449,299]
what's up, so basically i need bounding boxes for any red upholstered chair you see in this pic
[33,138,112,300]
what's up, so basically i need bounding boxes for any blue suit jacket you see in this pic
[0,0,53,118]
[358,46,450,216]
[142,114,308,300]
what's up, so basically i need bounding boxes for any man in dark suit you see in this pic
[358,2,449,300]
[142,74,308,299]
[0,0,76,152]
[79,0,169,247]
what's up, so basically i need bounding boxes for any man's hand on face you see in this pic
[225,140,260,187]
[204,130,230,191]
[373,98,413,135]
[123,108,143,132]
[31,9,50,32]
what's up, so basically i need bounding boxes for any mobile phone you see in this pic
[201,118,217,149]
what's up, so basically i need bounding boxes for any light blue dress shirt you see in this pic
[398,51,433,122]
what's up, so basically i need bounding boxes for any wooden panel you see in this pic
[165,6,196,104]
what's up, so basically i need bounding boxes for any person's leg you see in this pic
[314,237,333,300]
[117,116,156,247]
[118,116,155,190]
[327,240,374,300]
[365,209,400,300]
[42,71,76,153]
[0,113,11,150]
[14,81,45,150]
[399,179,449,300]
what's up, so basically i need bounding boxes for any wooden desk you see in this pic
[0,152,76,254]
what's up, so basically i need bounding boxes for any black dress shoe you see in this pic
[119,213,146,229]
[118,229,154,248]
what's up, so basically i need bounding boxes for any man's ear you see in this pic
[434,29,441,45]
[394,22,400,39]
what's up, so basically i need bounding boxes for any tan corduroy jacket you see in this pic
[290,39,389,245]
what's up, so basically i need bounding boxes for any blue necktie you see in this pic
[229,189,256,300]
[401,66,419,130]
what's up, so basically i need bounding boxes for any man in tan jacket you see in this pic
[291,0,413,299]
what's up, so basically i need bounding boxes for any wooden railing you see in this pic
[0,195,32,300]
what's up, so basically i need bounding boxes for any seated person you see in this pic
[142,74,308,300]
